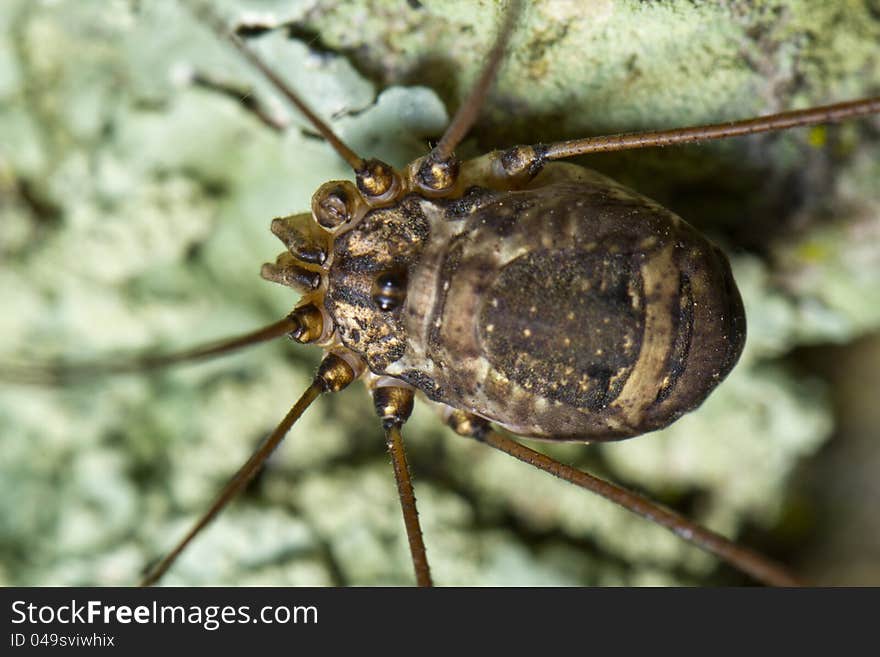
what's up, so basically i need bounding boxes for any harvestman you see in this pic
[6,1,880,586]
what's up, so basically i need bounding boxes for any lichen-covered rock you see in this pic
[0,0,878,586]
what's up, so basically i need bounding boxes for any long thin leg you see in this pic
[182,0,365,171]
[444,410,800,586]
[429,0,524,164]
[480,429,801,587]
[386,424,433,587]
[374,386,432,587]
[0,316,298,385]
[509,97,880,166]
[140,353,357,586]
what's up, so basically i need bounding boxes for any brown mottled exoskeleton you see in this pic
[292,156,745,443]
[5,1,879,586]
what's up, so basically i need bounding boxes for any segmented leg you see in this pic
[0,316,299,385]
[374,386,432,587]
[496,97,880,182]
[140,353,357,586]
[429,0,523,164]
[416,0,524,193]
[444,410,802,587]
[183,0,364,171]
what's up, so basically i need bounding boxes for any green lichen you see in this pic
[0,0,878,586]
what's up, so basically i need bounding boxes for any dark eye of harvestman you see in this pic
[371,269,408,311]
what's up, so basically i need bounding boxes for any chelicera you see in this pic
[3,1,879,585]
